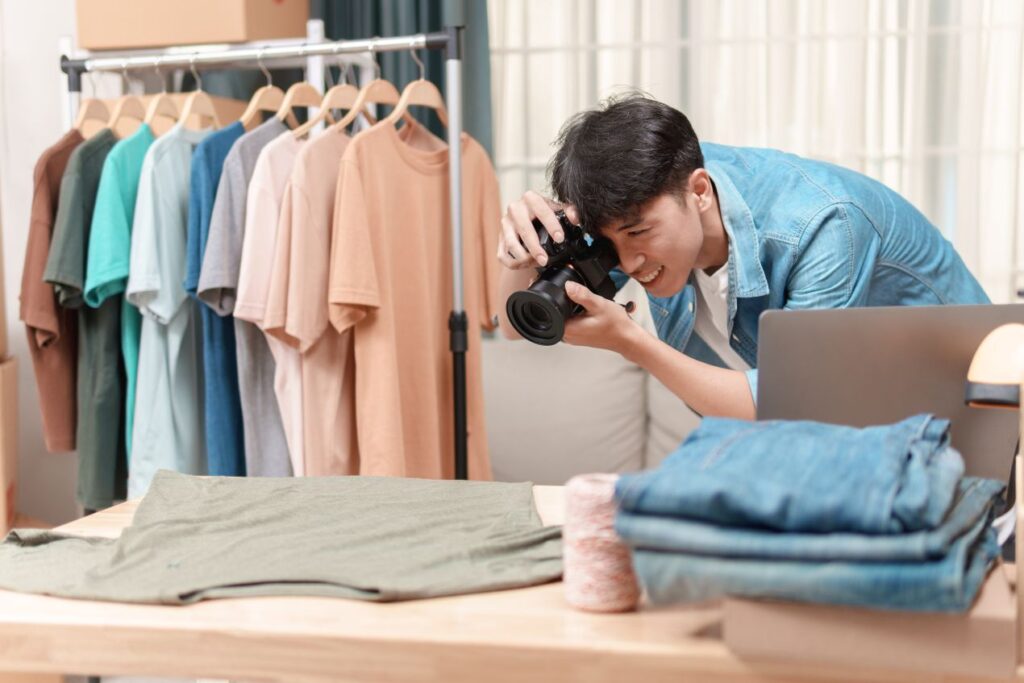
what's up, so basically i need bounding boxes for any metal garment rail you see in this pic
[60,25,472,480]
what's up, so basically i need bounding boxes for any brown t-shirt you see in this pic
[19,129,84,452]
[328,122,502,480]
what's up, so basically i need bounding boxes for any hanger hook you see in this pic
[190,53,202,92]
[409,48,425,81]
[325,56,336,89]
[152,56,167,94]
[329,42,343,88]
[257,48,272,87]
[368,42,381,80]
[121,59,130,93]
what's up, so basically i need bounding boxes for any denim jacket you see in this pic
[618,143,991,401]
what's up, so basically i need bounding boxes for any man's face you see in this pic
[599,189,705,298]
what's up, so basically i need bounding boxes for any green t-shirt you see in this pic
[0,471,563,604]
[84,124,155,461]
[43,128,127,511]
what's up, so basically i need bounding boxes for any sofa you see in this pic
[483,280,700,484]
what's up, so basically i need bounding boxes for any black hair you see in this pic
[548,93,704,231]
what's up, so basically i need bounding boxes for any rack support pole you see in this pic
[445,23,468,481]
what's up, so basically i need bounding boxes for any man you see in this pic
[497,95,989,419]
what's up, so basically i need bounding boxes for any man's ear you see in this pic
[688,169,713,213]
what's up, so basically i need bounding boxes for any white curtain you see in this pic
[489,0,1024,302]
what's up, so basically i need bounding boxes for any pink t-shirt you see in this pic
[264,127,355,476]
[234,131,305,475]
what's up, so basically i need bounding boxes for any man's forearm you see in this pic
[623,328,756,419]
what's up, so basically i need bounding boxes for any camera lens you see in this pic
[522,302,552,331]
[506,266,584,345]
[507,290,562,345]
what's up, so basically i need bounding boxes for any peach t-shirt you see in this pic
[264,121,444,475]
[264,122,441,477]
[328,121,502,480]
[263,127,355,476]
[234,131,305,475]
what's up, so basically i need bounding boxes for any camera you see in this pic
[506,211,620,345]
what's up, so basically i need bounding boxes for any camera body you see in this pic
[506,211,619,345]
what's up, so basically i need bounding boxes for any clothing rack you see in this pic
[59,20,472,481]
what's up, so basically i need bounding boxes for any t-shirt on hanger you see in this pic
[20,128,83,453]
[197,118,292,478]
[328,120,503,479]
[43,128,126,510]
[126,123,212,498]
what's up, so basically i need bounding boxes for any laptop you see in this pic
[757,304,1024,481]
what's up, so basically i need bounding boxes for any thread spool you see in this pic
[563,473,640,612]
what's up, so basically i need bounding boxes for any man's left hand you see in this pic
[562,281,642,355]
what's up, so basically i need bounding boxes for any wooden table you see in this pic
[0,487,1013,683]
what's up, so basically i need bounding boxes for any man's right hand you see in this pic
[496,190,580,270]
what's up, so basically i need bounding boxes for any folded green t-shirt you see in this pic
[0,471,562,604]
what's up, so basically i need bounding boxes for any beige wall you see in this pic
[0,0,81,524]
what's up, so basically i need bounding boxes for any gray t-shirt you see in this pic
[0,470,563,603]
[198,118,291,477]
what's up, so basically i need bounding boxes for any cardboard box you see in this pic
[723,565,1017,679]
[0,358,17,534]
[76,0,309,50]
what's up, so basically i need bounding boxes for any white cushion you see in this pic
[645,376,701,468]
[483,334,648,484]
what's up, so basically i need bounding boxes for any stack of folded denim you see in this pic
[614,414,1004,612]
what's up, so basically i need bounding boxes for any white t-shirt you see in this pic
[692,261,751,371]
[126,123,212,498]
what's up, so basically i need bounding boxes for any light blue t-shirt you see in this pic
[126,123,212,498]
[84,123,155,460]
[185,121,246,476]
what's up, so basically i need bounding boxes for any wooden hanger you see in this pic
[332,46,412,131]
[143,57,179,130]
[107,63,146,135]
[179,55,221,130]
[73,98,110,132]
[107,96,146,127]
[292,77,358,138]
[274,81,326,126]
[73,71,109,136]
[384,51,448,127]
[332,78,402,131]
[239,50,296,130]
[144,94,178,126]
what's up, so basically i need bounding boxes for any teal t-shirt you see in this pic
[84,123,155,460]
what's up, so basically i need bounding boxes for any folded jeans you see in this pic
[630,508,1000,613]
[615,477,1004,562]
[616,414,964,535]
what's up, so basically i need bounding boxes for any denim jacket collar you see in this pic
[705,160,770,313]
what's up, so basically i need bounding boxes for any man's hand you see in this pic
[496,191,581,340]
[497,191,579,270]
[562,281,644,354]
